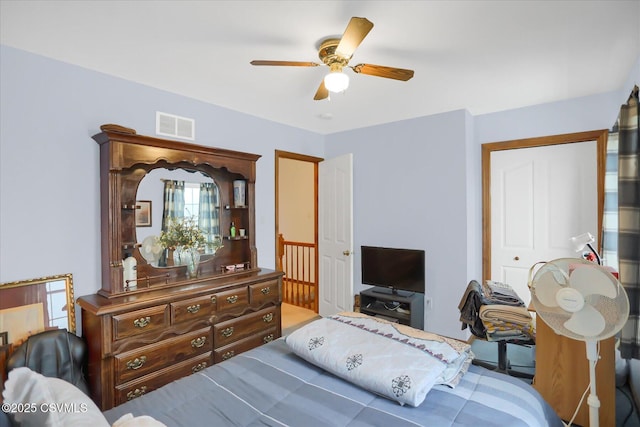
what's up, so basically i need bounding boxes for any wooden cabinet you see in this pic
[78,125,283,410]
[533,315,615,427]
[91,124,261,297]
[78,269,283,410]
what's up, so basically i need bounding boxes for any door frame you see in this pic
[274,150,324,310]
[481,129,608,283]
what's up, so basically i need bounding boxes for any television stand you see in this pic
[371,288,415,298]
[360,287,424,329]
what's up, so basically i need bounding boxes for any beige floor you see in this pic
[281,303,319,334]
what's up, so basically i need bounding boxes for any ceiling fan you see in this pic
[250,17,415,100]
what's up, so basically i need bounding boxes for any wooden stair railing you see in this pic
[277,233,317,312]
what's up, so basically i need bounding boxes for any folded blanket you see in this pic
[458,280,488,338]
[286,312,474,407]
[479,304,532,326]
[483,319,535,342]
[483,280,525,306]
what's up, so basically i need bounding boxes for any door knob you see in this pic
[343,250,351,256]
[514,256,520,261]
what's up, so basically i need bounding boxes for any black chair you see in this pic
[471,338,535,380]
[6,329,89,395]
[459,280,535,380]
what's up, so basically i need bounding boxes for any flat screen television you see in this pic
[361,246,425,296]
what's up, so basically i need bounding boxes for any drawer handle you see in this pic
[192,362,207,373]
[126,386,147,401]
[262,313,274,323]
[221,327,234,338]
[191,336,207,348]
[263,334,274,344]
[133,316,151,328]
[260,287,271,295]
[187,304,201,314]
[222,351,235,361]
[126,356,147,370]
[210,296,217,305]
[226,295,238,304]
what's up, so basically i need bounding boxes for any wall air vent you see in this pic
[156,112,195,141]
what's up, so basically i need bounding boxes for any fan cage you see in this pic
[530,258,629,342]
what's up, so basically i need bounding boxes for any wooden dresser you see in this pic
[78,125,282,410]
[78,269,282,410]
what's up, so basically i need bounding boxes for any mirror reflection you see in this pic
[0,273,76,346]
[136,168,221,267]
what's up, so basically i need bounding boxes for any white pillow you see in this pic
[2,367,109,427]
[112,413,167,427]
[286,312,473,407]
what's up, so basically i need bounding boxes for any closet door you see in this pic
[490,141,597,306]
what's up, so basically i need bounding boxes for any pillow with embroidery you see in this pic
[285,312,472,407]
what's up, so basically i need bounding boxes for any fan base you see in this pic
[318,38,349,66]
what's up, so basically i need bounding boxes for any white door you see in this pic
[491,141,598,306]
[318,153,353,317]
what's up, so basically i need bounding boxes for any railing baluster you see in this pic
[280,238,317,310]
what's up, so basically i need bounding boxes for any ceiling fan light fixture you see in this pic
[324,71,349,93]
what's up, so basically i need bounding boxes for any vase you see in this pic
[173,246,185,266]
[233,180,246,207]
[184,247,201,278]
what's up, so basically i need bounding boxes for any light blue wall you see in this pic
[1,45,636,340]
[0,46,323,303]
[324,110,472,336]
[324,61,637,338]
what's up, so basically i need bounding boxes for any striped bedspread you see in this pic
[103,339,562,427]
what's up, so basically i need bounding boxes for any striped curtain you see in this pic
[619,86,640,360]
[602,131,619,268]
[161,180,185,230]
[199,182,220,253]
[158,180,185,267]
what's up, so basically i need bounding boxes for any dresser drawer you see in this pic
[115,352,211,406]
[112,305,169,340]
[114,327,212,384]
[249,279,280,306]
[214,287,249,312]
[171,294,216,324]
[214,328,278,363]
[214,306,278,348]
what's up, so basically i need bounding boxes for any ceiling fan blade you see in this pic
[313,80,329,101]
[351,64,414,81]
[564,304,606,337]
[335,17,374,59]
[250,60,320,67]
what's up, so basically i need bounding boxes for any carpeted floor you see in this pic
[470,339,640,427]
[281,303,321,336]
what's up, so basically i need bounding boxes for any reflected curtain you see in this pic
[199,182,220,253]
[618,85,639,360]
[158,180,185,266]
[161,180,185,230]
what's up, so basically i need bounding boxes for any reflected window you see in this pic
[46,279,68,330]
[184,182,200,218]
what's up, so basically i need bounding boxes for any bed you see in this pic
[3,313,562,427]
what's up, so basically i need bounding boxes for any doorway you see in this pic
[275,150,323,324]
[482,130,608,296]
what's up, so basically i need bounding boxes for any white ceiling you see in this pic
[1,1,639,135]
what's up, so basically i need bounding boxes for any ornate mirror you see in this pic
[135,168,221,268]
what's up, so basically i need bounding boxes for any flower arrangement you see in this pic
[158,217,223,252]
[158,217,223,277]
[159,217,205,249]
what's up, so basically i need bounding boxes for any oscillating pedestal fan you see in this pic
[529,258,629,427]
